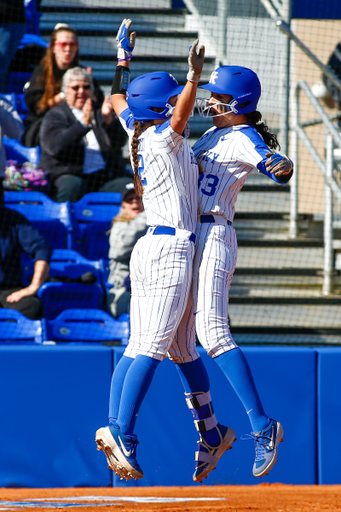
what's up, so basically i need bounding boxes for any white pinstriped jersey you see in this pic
[193,123,273,223]
[119,108,198,233]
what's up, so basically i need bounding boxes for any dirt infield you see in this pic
[0,485,340,511]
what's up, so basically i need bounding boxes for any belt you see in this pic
[199,214,232,226]
[147,225,196,243]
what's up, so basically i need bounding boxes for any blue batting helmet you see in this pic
[127,72,184,121]
[200,66,261,114]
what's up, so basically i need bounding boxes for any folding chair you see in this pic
[38,282,104,320]
[70,192,121,260]
[43,309,130,345]
[5,191,72,249]
[0,309,42,344]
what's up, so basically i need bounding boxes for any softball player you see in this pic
[172,66,292,480]
[95,20,234,482]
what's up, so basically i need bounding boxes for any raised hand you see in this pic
[116,18,136,61]
[187,39,205,82]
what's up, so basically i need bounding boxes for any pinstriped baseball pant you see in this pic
[174,222,238,359]
[124,232,200,363]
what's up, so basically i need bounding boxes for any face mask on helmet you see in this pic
[196,97,239,118]
[198,65,261,116]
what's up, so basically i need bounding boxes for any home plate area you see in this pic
[0,496,226,509]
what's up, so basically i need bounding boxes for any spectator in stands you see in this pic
[0,94,24,178]
[39,67,129,202]
[0,185,52,319]
[0,0,26,93]
[22,23,103,147]
[107,178,146,319]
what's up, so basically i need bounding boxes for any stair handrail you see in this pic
[290,79,341,294]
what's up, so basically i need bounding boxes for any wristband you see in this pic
[111,65,130,95]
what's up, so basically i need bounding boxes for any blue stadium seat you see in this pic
[21,249,106,287]
[5,191,72,249]
[38,282,104,320]
[3,135,40,165]
[70,192,121,260]
[43,309,130,345]
[0,309,42,344]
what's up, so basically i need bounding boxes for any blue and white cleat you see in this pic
[241,419,284,477]
[193,425,236,483]
[95,425,144,481]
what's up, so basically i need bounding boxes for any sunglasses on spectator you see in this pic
[54,41,78,49]
[69,84,91,91]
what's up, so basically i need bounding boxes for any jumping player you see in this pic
[173,65,292,479]
[95,20,235,482]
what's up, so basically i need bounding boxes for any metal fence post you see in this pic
[323,133,334,295]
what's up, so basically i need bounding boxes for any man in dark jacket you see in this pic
[323,41,341,120]
[39,67,129,202]
[0,186,52,319]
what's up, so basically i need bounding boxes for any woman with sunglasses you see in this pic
[39,67,128,202]
[22,23,103,147]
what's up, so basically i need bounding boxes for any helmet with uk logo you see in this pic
[200,65,261,115]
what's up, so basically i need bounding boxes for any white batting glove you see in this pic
[116,18,136,61]
[265,152,293,176]
[187,39,205,82]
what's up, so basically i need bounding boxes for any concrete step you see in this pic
[236,243,324,269]
[233,332,341,346]
[41,0,172,8]
[40,9,187,31]
[234,187,290,213]
[228,301,341,329]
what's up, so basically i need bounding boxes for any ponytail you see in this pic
[244,111,280,151]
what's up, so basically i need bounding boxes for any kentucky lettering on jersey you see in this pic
[119,108,198,233]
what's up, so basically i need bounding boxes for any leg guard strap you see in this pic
[194,414,218,433]
[185,391,212,410]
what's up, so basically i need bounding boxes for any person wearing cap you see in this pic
[107,178,146,319]
[22,23,103,147]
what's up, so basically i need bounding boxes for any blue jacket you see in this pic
[0,207,52,288]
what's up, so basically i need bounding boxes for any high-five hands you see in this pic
[116,18,136,61]
[187,39,205,82]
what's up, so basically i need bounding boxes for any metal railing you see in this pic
[290,80,341,294]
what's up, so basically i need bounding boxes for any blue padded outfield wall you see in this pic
[0,344,337,487]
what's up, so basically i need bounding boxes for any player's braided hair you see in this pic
[244,111,280,151]
[131,120,154,196]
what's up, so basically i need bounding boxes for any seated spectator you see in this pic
[22,23,103,147]
[39,67,129,203]
[107,178,146,319]
[0,185,52,319]
[0,94,24,178]
[0,0,26,93]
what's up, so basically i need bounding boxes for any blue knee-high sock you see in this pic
[116,354,160,436]
[109,355,134,424]
[175,357,210,393]
[176,357,222,447]
[215,348,269,433]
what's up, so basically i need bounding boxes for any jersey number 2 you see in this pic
[198,173,219,196]
[138,154,147,186]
